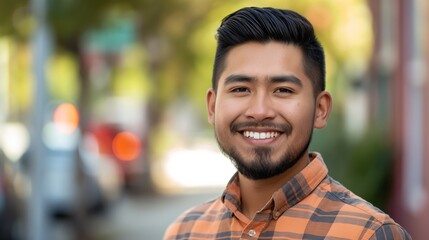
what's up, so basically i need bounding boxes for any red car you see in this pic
[87,123,146,190]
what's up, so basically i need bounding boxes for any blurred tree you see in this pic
[0,0,214,238]
[0,0,27,36]
[0,0,214,178]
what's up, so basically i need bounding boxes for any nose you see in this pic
[244,93,276,121]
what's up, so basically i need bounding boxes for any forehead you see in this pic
[219,41,310,86]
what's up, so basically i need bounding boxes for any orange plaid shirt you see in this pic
[164,153,411,239]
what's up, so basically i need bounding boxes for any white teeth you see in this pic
[243,131,279,140]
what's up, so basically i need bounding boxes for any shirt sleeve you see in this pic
[369,224,412,240]
[163,221,181,240]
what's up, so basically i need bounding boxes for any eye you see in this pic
[274,87,294,94]
[231,87,250,93]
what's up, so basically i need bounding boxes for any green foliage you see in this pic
[0,0,28,36]
[46,51,79,101]
[311,112,393,211]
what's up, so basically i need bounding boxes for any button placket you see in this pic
[241,209,271,238]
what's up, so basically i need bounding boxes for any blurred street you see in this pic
[76,191,219,240]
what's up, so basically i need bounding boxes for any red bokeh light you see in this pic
[112,131,141,161]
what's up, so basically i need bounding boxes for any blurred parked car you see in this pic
[0,149,23,240]
[44,148,101,216]
[43,102,123,217]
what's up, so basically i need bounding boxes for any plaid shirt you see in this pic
[164,153,411,239]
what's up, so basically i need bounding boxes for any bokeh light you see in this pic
[112,131,141,161]
[53,102,79,134]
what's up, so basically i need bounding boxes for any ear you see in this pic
[206,88,216,125]
[313,91,332,129]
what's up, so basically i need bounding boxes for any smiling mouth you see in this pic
[242,131,280,140]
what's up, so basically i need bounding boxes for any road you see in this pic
[87,190,221,240]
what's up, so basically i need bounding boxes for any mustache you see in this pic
[230,121,292,135]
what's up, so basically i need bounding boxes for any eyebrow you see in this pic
[224,74,255,85]
[271,75,303,87]
[224,74,303,87]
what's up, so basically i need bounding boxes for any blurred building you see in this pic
[368,0,428,238]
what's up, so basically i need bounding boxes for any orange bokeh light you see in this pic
[53,103,79,133]
[112,131,141,161]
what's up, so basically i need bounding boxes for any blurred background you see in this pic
[0,0,427,239]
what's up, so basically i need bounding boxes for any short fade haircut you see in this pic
[212,7,326,96]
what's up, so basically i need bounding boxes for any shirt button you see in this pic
[248,229,256,237]
[275,211,281,217]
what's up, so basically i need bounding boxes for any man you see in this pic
[164,7,411,240]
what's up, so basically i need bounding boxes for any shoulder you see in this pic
[318,176,388,218]
[312,176,410,239]
[369,223,412,239]
[163,197,226,240]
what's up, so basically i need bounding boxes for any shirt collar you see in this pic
[221,152,328,218]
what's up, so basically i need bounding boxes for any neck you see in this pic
[239,153,311,219]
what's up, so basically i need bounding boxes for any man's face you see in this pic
[206,41,330,180]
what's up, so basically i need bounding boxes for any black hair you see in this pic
[212,7,325,96]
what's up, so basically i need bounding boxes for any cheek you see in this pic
[298,103,316,126]
[281,101,315,124]
[215,100,242,121]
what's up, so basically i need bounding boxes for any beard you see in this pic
[215,121,314,180]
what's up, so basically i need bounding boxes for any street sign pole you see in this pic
[28,0,51,239]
